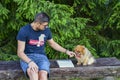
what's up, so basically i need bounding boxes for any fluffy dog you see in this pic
[74,45,96,65]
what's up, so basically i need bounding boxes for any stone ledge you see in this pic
[0,57,120,80]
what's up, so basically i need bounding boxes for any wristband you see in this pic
[65,49,68,54]
[28,60,33,64]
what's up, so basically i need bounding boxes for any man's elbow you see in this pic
[17,51,24,58]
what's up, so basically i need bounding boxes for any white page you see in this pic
[57,60,74,68]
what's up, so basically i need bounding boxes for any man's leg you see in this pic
[38,70,48,80]
[27,68,38,80]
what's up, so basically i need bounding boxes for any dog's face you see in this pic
[74,45,85,57]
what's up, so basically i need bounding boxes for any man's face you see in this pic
[36,22,48,30]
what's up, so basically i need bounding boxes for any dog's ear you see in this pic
[74,45,79,51]
[81,45,85,48]
[74,46,78,53]
[79,45,85,55]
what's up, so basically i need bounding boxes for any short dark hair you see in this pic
[34,12,50,23]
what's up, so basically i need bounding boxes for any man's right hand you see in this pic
[28,61,39,72]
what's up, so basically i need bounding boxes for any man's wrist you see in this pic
[28,60,33,64]
[65,49,68,54]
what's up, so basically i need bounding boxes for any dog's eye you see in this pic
[77,51,80,53]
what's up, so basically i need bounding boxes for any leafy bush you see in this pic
[0,0,120,60]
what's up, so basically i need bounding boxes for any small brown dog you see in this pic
[74,45,96,65]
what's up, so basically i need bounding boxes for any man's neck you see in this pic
[31,22,37,31]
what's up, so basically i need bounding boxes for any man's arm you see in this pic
[47,39,75,57]
[17,40,38,72]
[17,40,31,63]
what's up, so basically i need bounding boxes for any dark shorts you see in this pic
[20,54,50,77]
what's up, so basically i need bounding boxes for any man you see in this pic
[17,12,75,80]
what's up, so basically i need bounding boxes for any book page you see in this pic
[57,60,74,68]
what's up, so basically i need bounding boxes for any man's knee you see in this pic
[27,68,39,80]
[39,70,48,76]
[38,70,48,80]
[27,68,38,75]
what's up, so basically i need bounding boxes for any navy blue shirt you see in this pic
[17,24,52,55]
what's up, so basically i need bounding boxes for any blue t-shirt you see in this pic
[17,24,52,55]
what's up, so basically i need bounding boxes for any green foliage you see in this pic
[0,41,19,61]
[108,1,120,28]
[72,0,120,58]
[0,0,120,60]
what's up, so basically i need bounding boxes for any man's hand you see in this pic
[28,61,38,72]
[66,50,76,57]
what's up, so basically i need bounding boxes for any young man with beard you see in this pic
[17,12,75,80]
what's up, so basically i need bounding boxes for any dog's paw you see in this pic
[77,62,81,65]
[83,63,87,66]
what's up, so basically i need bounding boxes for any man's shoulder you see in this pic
[20,24,30,30]
[18,24,31,35]
[44,26,51,31]
[17,24,30,41]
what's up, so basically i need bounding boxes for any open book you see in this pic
[57,60,74,68]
